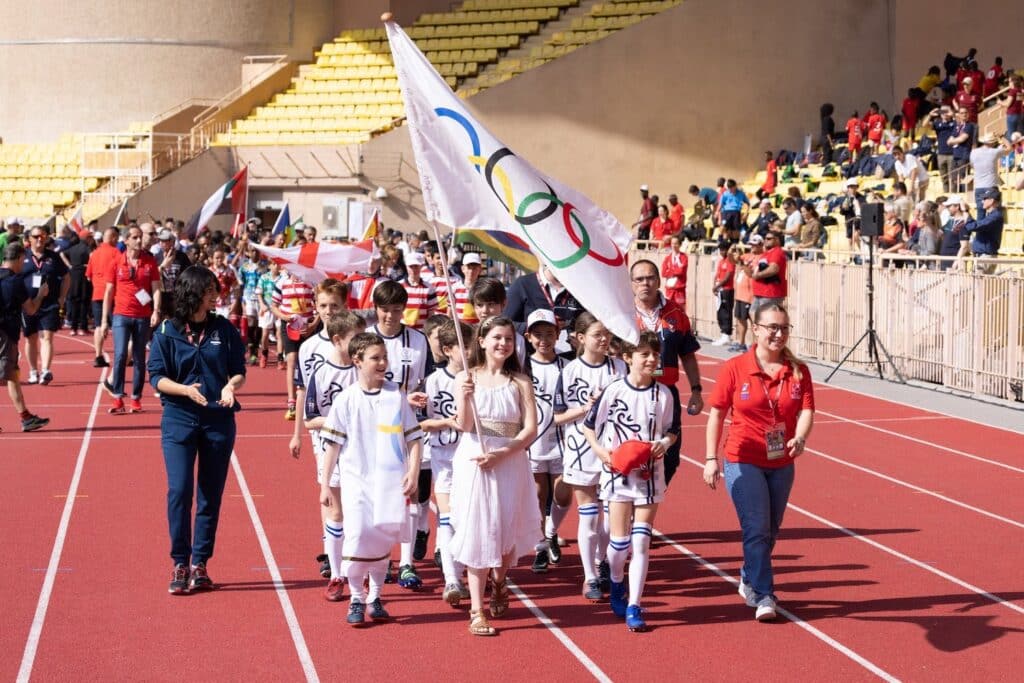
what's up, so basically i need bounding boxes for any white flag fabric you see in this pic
[252,239,377,284]
[385,21,638,343]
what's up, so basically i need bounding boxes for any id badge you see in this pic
[134,289,152,306]
[31,274,42,289]
[765,423,787,460]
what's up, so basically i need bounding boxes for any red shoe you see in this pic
[325,577,345,602]
[129,398,143,413]
[108,398,126,414]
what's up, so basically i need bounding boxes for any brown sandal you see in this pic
[489,575,510,618]
[469,609,496,636]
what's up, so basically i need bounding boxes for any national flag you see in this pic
[385,21,638,343]
[252,239,377,285]
[182,167,248,240]
[455,228,538,272]
[271,203,291,237]
[362,208,381,241]
[231,165,249,238]
[67,207,84,234]
[112,197,129,227]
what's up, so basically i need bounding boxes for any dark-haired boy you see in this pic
[470,276,526,366]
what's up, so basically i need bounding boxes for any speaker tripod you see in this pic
[825,235,905,383]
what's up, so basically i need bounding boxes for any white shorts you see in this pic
[562,466,601,488]
[530,457,564,475]
[243,300,259,317]
[317,450,341,489]
[430,453,454,495]
[258,311,275,329]
[598,461,665,505]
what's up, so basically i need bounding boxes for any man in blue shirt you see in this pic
[718,179,750,242]
[930,107,957,192]
[964,188,1004,273]
[21,226,70,385]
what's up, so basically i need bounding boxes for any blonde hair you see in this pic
[754,303,803,381]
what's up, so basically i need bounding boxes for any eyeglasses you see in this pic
[757,323,792,335]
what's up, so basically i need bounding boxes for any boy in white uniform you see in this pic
[319,332,423,626]
[303,311,364,601]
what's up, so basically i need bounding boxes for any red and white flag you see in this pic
[67,207,84,233]
[252,239,377,285]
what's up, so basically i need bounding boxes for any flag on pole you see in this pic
[67,207,84,234]
[231,164,250,238]
[112,197,129,227]
[455,228,539,272]
[384,21,638,343]
[271,203,291,237]
[362,208,381,241]
[183,167,248,240]
[251,239,377,285]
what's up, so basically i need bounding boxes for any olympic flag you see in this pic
[385,21,638,343]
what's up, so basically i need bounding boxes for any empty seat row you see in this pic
[273,91,404,106]
[592,0,680,17]
[418,7,558,24]
[252,104,404,119]
[462,0,577,10]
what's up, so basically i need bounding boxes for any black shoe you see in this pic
[93,356,109,368]
[433,548,442,570]
[369,598,390,621]
[413,529,429,561]
[21,414,50,432]
[102,379,117,397]
[347,600,366,626]
[598,560,611,593]
[531,549,550,574]
[383,559,395,584]
[188,562,214,591]
[316,553,331,579]
[127,358,134,367]
[547,534,562,564]
[169,564,190,595]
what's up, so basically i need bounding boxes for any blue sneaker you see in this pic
[369,598,390,621]
[583,579,603,602]
[609,580,627,618]
[347,600,366,626]
[625,604,647,632]
[397,563,422,590]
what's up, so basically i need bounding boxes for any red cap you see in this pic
[610,440,653,478]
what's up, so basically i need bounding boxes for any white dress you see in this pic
[449,377,542,569]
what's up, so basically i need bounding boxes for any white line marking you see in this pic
[506,579,612,683]
[652,530,900,682]
[17,370,106,683]
[680,455,1024,619]
[230,452,319,683]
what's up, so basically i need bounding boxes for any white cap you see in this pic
[526,309,557,330]
[748,234,765,245]
[640,184,649,192]
[462,252,482,266]
[845,179,859,187]
[943,195,963,207]
[404,251,425,266]
[5,216,21,225]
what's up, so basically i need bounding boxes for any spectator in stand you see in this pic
[650,204,674,246]
[718,179,749,242]
[795,205,823,256]
[86,227,120,367]
[840,179,864,247]
[958,60,984,97]
[983,57,1003,99]
[891,181,913,224]
[864,103,887,152]
[953,77,980,123]
[964,188,1005,273]
[667,194,684,235]
[894,143,931,202]
[711,241,735,347]
[749,199,778,241]
[918,65,943,96]
[745,231,787,312]
[878,203,907,264]
[780,198,802,246]
[636,185,656,241]
[930,107,957,191]
[949,108,975,192]
[64,229,94,336]
[999,74,1023,140]
[820,103,835,164]
[939,195,971,271]
[21,226,70,386]
[970,133,1010,219]
[687,185,717,237]
[901,89,923,142]
[713,177,727,228]
[845,111,864,162]
[660,236,688,310]
[731,237,760,353]
[759,151,777,199]
[901,201,941,268]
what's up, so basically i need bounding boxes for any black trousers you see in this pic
[717,289,735,335]
[67,268,92,331]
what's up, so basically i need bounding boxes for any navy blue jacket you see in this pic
[965,207,1004,256]
[148,314,246,416]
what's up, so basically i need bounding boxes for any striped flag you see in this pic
[362,208,381,241]
[455,228,538,272]
[67,207,84,234]
[252,239,377,285]
[183,167,248,239]
[271,203,291,237]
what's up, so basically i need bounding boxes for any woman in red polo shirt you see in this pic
[703,304,814,622]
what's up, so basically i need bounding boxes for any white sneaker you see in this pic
[27,370,39,384]
[738,581,757,607]
[755,595,778,621]
[712,334,731,346]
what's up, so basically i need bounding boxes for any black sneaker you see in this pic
[369,598,390,621]
[583,579,603,602]
[383,559,395,584]
[316,553,331,579]
[188,562,214,591]
[433,548,442,570]
[413,529,429,561]
[531,549,550,574]
[169,564,190,595]
[21,414,50,432]
[598,560,611,593]
[93,355,109,368]
[347,600,366,626]
[547,534,562,564]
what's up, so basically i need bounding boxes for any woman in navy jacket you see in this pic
[148,266,246,595]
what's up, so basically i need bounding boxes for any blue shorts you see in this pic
[91,301,112,327]
[22,306,60,335]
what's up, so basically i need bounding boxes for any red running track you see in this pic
[4,336,1023,682]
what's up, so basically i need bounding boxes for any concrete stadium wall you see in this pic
[363,0,893,232]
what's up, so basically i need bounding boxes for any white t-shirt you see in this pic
[527,356,567,461]
[554,356,627,474]
[304,359,358,455]
[424,367,460,463]
[895,154,928,185]
[368,323,430,393]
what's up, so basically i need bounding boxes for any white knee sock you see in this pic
[577,503,600,582]
[628,522,652,606]
[324,522,344,580]
[597,502,611,565]
[547,499,569,537]
[438,514,459,585]
[417,501,431,533]
[607,535,630,583]
[346,561,368,603]
[399,541,413,566]
[367,560,387,602]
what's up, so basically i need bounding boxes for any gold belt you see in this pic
[479,419,521,438]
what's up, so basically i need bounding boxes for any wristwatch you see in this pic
[691,384,703,392]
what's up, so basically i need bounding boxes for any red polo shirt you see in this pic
[106,251,160,318]
[715,257,735,291]
[751,246,787,299]
[709,346,815,468]
[86,243,121,302]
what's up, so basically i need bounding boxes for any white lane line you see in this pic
[699,373,1024,474]
[680,455,1024,619]
[652,531,900,682]
[230,452,319,683]
[506,579,613,683]
[17,370,106,683]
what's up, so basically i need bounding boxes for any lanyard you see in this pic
[756,374,786,421]
[536,272,555,308]
[31,252,45,271]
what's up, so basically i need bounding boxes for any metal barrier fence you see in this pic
[631,246,1024,402]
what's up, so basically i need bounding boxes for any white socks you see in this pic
[547,499,569,537]
[367,560,386,603]
[437,514,465,585]
[607,535,630,583]
[598,503,610,565]
[324,522,344,580]
[577,503,600,582]
[629,522,652,606]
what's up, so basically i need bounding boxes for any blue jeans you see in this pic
[724,460,795,601]
[162,408,236,566]
[1006,114,1022,140]
[111,314,150,399]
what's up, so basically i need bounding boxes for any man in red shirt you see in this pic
[99,225,162,413]
[85,227,120,367]
[864,103,886,149]
[760,151,777,197]
[712,240,735,346]
[954,77,980,122]
[667,194,685,234]
[636,185,656,241]
[983,57,1003,99]
[745,231,787,313]
[845,112,864,160]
